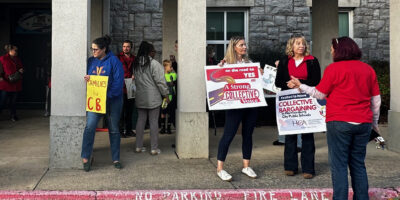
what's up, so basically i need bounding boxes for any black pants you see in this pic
[217,108,258,161]
[120,93,134,132]
[284,133,315,174]
[0,91,18,117]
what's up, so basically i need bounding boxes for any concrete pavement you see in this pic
[0,110,399,199]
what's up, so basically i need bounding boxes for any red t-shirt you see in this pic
[316,60,380,123]
[288,55,314,80]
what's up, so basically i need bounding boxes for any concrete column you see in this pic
[50,0,90,168]
[311,0,338,71]
[162,0,177,60]
[91,0,103,42]
[176,0,208,158]
[388,0,400,153]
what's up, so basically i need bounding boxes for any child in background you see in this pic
[160,60,177,134]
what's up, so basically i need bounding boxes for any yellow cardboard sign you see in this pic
[86,75,109,114]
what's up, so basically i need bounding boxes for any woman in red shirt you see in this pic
[288,36,380,200]
[0,44,24,121]
[275,33,321,179]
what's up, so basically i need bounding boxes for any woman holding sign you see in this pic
[288,36,381,200]
[275,33,321,179]
[216,36,258,181]
[81,35,124,172]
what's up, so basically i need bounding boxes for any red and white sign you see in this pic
[205,63,267,110]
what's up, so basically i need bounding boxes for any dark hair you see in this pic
[4,44,17,53]
[92,35,112,53]
[331,36,362,62]
[123,40,133,48]
[133,41,155,71]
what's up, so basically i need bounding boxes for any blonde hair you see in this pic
[285,35,310,57]
[162,59,172,67]
[4,44,17,53]
[224,36,249,64]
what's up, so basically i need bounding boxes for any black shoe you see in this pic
[83,157,93,172]
[272,140,284,146]
[120,132,127,138]
[125,130,136,137]
[160,127,166,134]
[11,116,19,122]
[114,161,122,169]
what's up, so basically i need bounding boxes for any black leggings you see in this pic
[217,108,258,161]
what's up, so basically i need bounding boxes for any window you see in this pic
[206,9,248,61]
[310,10,354,38]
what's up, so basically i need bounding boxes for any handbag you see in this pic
[8,71,22,83]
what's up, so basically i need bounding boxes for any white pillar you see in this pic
[50,0,91,168]
[312,0,338,71]
[176,0,208,158]
[388,0,400,153]
[162,0,177,60]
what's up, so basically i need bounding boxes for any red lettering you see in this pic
[96,98,101,111]
[87,97,93,110]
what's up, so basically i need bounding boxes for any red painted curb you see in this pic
[0,188,398,200]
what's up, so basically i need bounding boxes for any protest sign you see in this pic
[205,63,267,110]
[262,64,281,94]
[86,75,108,114]
[124,78,136,99]
[276,89,326,135]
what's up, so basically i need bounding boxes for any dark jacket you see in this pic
[275,56,321,90]
[87,51,124,99]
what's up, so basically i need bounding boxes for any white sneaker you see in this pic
[135,147,146,153]
[217,170,232,181]
[242,167,257,178]
[150,149,161,155]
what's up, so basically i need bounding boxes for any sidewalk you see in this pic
[0,110,399,199]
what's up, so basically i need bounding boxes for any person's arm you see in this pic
[300,58,321,86]
[108,59,124,98]
[274,58,289,90]
[299,84,327,99]
[371,95,381,132]
[151,60,169,98]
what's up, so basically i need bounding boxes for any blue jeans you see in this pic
[278,134,302,147]
[217,108,258,161]
[327,121,371,200]
[284,133,315,174]
[81,96,123,162]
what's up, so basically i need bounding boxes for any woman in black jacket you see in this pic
[275,33,321,179]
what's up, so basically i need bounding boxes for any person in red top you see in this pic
[117,40,136,137]
[0,44,24,121]
[288,36,381,200]
[275,33,321,179]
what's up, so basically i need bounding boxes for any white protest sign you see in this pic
[262,64,281,93]
[276,89,326,135]
[205,63,267,110]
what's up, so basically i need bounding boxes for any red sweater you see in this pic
[0,54,23,92]
[117,52,135,93]
[316,60,380,123]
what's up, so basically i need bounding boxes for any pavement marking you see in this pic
[2,188,398,200]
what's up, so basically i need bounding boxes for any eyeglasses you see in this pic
[91,48,100,52]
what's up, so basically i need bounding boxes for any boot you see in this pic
[167,123,172,134]
[160,121,166,134]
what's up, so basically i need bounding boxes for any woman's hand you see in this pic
[275,60,279,67]
[131,74,135,80]
[372,123,380,133]
[164,96,171,104]
[218,59,226,67]
[287,76,301,89]
[84,75,90,82]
